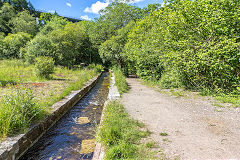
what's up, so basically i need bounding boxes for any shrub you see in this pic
[0,88,44,138]
[1,32,31,59]
[34,57,55,78]
[123,0,240,92]
[22,35,57,64]
[160,69,183,89]
[88,64,104,73]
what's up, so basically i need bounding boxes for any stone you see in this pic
[80,139,96,154]
[77,117,90,124]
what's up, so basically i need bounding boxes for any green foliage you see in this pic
[88,2,142,48]
[87,64,104,73]
[34,56,55,78]
[160,69,182,89]
[39,12,53,23]
[0,59,99,139]
[113,66,129,94]
[23,19,94,67]
[0,88,44,138]
[99,21,135,68]
[123,0,240,92]
[10,10,38,35]
[97,101,152,159]
[1,32,31,59]
[0,3,16,34]
[22,34,57,63]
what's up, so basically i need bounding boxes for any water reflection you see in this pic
[20,73,110,160]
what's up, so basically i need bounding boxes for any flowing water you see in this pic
[20,73,110,160]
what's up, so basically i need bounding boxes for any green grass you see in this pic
[113,67,129,95]
[97,101,154,160]
[0,88,45,139]
[0,59,100,139]
[142,78,240,108]
[160,132,168,136]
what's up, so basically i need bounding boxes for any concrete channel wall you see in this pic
[93,71,120,160]
[0,73,102,160]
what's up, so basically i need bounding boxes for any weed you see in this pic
[113,67,129,95]
[0,88,45,138]
[146,141,156,148]
[160,132,168,136]
[97,101,154,159]
[171,90,185,97]
[162,138,170,142]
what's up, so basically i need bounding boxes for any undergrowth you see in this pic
[113,67,129,95]
[142,78,240,107]
[0,60,100,139]
[0,88,45,139]
[97,101,154,160]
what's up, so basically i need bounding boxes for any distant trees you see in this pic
[11,10,38,35]
[0,3,15,34]
[88,2,142,47]
[0,1,101,66]
[21,16,100,67]
[1,32,31,59]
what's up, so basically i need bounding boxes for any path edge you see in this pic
[93,71,120,160]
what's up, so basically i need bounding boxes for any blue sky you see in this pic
[29,0,163,21]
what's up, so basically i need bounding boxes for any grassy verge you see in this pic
[113,67,129,95]
[141,79,240,108]
[0,60,101,139]
[96,101,154,160]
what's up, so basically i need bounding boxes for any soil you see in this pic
[121,78,240,160]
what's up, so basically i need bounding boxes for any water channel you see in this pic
[20,73,110,160]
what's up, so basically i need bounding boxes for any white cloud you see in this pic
[84,1,110,14]
[84,0,145,15]
[48,10,55,14]
[128,0,144,4]
[81,15,92,21]
[66,2,72,7]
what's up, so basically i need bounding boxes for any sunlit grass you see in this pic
[0,59,100,139]
[96,101,154,159]
[113,67,129,95]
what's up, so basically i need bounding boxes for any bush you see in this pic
[88,64,104,73]
[123,0,240,92]
[34,57,55,78]
[1,32,31,59]
[22,35,57,64]
[23,22,93,67]
[160,69,183,89]
[0,88,44,138]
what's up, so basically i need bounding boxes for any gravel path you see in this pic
[121,78,240,160]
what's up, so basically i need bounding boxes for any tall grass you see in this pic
[0,59,38,86]
[0,60,101,139]
[97,101,153,159]
[0,88,45,139]
[113,67,129,95]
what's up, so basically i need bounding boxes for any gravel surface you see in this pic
[122,78,240,160]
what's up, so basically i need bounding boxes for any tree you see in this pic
[0,3,16,34]
[1,32,31,59]
[99,21,135,68]
[89,2,142,47]
[10,10,38,35]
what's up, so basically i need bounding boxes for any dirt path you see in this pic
[121,78,240,160]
